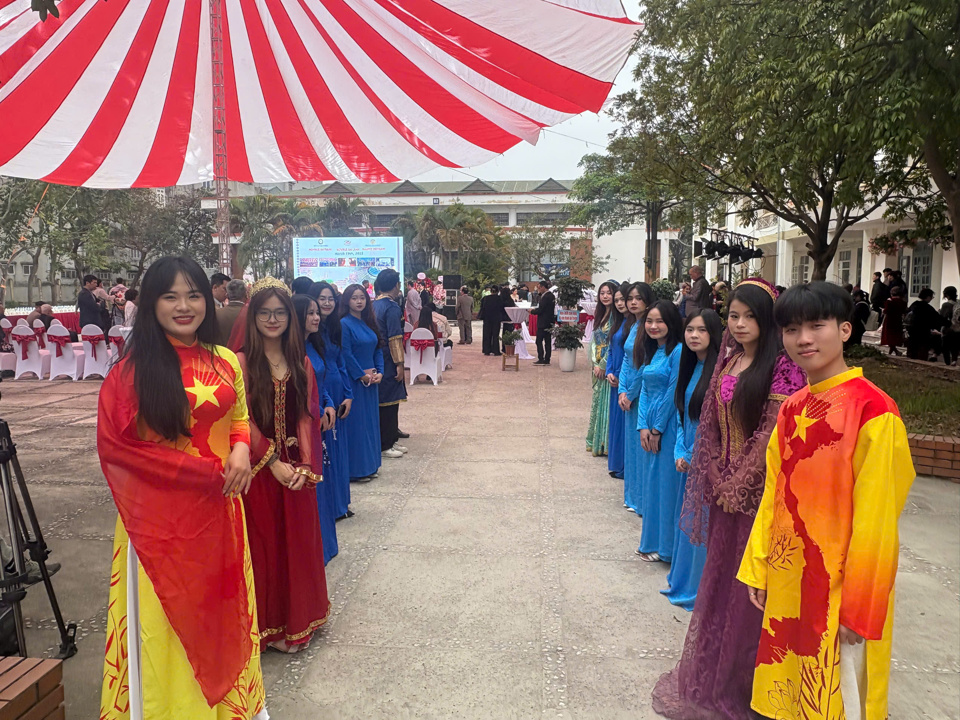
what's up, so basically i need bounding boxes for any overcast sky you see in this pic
[410,60,636,184]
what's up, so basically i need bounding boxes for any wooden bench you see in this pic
[0,657,64,720]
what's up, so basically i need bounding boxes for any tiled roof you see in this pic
[270,179,575,197]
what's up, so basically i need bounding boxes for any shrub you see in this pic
[551,322,585,350]
[555,277,590,309]
[501,328,523,345]
[650,278,677,301]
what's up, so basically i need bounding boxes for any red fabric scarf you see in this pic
[47,334,71,358]
[33,326,46,349]
[13,333,35,360]
[96,358,252,706]
[410,337,433,362]
[81,333,104,360]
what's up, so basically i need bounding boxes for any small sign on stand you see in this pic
[557,309,579,324]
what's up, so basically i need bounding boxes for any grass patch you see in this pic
[854,357,960,436]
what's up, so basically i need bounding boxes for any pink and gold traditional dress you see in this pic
[98,340,264,720]
[738,367,915,720]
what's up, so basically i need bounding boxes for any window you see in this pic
[790,254,810,285]
[855,247,863,287]
[835,250,851,285]
[20,263,33,276]
[60,269,77,280]
[486,212,510,226]
[516,211,570,225]
[370,214,401,227]
[911,241,933,296]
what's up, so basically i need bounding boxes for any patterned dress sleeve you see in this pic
[841,411,915,639]
[737,426,783,590]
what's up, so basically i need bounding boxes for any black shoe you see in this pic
[398,430,410,439]
[492,353,502,356]
[483,352,491,356]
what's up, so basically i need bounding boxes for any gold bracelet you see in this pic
[251,440,277,475]
[294,466,322,487]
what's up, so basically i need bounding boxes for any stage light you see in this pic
[703,241,718,259]
[715,241,731,258]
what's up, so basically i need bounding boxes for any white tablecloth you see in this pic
[579,301,597,346]
[505,307,534,359]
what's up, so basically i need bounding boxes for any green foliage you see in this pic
[843,344,885,362]
[555,276,589,309]
[392,202,505,276]
[506,217,607,282]
[550,322,585,351]
[610,0,923,280]
[501,328,523,345]
[650,278,677,302]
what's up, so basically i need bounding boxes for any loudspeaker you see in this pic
[443,274,462,290]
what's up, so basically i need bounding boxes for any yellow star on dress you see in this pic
[791,405,818,441]
[186,379,222,409]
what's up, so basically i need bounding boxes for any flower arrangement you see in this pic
[550,322,585,351]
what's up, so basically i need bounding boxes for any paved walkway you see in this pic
[0,336,957,718]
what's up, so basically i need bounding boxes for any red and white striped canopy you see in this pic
[0,0,639,187]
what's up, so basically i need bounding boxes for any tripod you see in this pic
[0,419,77,659]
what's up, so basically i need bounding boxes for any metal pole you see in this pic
[210,0,231,275]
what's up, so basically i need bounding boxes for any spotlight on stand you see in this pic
[703,241,718,259]
[727,245,746,264]
[715,241,731,258]
[745,247,764,260]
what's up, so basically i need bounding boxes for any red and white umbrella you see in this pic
[0,0,639,186]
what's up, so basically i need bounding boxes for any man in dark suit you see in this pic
[478,284,503,356]
[215,279,247,346]
[77,274,102,329]
[530,280,556,365]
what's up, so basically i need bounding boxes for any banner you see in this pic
[292,236,404,290]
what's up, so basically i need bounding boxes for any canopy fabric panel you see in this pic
[0,0,639,188]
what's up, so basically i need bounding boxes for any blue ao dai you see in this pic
[340,315,383,480]
[661,359,708,609]
[637,343,683,559]
[317,324,353,519]
[617,323,643,512]
[605,322,627,478]
[305,343,340,565]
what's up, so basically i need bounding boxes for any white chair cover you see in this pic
[108,325,128,357]
[442,344,453,370]
[16,318,28,326]
[31,318,49,352]
[50,318,63,327]
[80,323,110,379]
[11,325,50,379]
[47,324,83,381]
[408,328,441,386]
[403,321,415,365]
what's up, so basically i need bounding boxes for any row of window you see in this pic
[791,242,933,291]
[8,264,78,279]
[366,211,571,228]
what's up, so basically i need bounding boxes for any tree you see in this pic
[507,218,608,282]
[617,0,921,280]
[867,0,959,268]
[231,195,286,280]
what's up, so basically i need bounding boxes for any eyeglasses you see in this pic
[255,309,289,322]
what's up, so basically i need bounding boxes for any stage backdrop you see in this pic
[292,237,404,290]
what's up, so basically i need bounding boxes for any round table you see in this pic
[504,307,534,360]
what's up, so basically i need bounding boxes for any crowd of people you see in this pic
[584,274,916,720]
[96,257,414,719]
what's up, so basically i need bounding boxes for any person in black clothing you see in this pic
[517,285,529,302]
[869,271,889,321]
[77,274,102,329]
[847,291,870,346]
[499,285,516,353]
[530,280,556,365]
[906,287,948,360]
[478,285,503,356]
[941,286,958,366]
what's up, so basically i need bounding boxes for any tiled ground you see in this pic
[0,331,957,719]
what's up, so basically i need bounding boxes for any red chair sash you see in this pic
[33,326,46,349]
[409,338,433,362]
[81,334,105,360]
[47,334,72,358]
[13,334,36,360]
[111,336,125,355]
[403,331,412,348]
[583,314,595,322]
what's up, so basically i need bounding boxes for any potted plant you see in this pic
[554,276,590,311]
[501,328,523,355]
[551,323,586,372]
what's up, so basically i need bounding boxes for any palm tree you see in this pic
[231,195,285,280]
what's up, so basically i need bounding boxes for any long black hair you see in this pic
[628,282,656,369]
[641,300,684,364]
[339,283,381,345]
[675,309,723,422]
[310,281,342,346]
[129,256,222,442]
[728,283,782,436]
[292,293,325,358]
[608,285,627,338]
[594,280,619,332]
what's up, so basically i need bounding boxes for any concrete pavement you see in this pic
[0,333,956,718]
